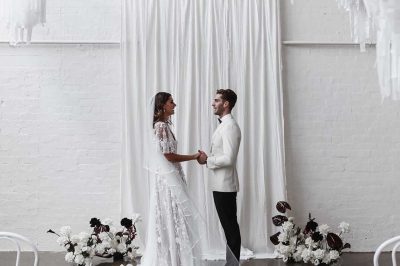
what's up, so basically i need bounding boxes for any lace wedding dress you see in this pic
[140,121,204,266]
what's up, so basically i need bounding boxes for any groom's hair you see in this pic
[216,89,237,110]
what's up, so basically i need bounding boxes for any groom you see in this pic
[198,89,241,265]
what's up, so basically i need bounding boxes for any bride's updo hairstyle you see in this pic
[153,92,171,127]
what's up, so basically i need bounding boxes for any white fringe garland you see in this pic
[0,0,46,45]
[337,0,400,100]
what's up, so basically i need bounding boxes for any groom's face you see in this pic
[212,94,226,116]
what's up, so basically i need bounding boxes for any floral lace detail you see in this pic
[141,122,203,266]
[154,122,185,183]
[153,174,196,266]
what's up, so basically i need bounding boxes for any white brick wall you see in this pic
[0,0,397,253]
[282,0,400,252]
[0,1,121,251]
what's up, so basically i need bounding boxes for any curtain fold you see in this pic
[121,0,286,257]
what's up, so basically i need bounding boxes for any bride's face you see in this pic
[163,96,176,117]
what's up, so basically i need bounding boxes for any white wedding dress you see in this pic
[140,121,204,266]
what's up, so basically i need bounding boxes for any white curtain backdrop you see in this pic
[121,0,286,257]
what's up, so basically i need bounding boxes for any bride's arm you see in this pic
[164,152,200,163]
[154,122,199,162]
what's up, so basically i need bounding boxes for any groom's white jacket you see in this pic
[207,114,241,192]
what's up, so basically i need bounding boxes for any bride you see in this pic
[140,92,203,266]
[141,92,240,266]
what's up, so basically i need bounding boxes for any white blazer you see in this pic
[207,114,241,192]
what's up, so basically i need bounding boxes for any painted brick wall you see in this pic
[282,0,400,252]
[0,0,121,251]
[0,0,397,253]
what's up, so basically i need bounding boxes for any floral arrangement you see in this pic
[270,201,350,265]
[48,215,141,266]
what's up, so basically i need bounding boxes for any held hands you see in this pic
[197,150,208,165]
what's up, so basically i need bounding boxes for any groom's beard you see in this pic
[213,108,222,116]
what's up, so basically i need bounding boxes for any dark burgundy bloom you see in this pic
[90,218,101,227]
[276,201,292,213]
[272,215,288,226]
[312,231,323,242]
[327,232,343,250]
[270,232,281,245]
[303,214,318,234]
[343,243,351,249]
[121,218,133,228]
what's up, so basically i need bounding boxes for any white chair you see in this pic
[374,235,400,266]
[0,232,39,266]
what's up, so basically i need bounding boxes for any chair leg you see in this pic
[0,236,21,266]
[0,232,39,266]
[392,242,400,266]
[374,236,400,266]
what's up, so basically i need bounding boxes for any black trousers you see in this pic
[213,191,241,263]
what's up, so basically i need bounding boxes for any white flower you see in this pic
[313,249,325,260]
[296,245,306,253]
[99,232,110,241]
[102,218,113,226]
[322,253,331,264]
[65,252,74,262]
[301,249,312,263]
[318,224,330,236]
[293,247,304,262]
[104,241,112,249]
[282,221,294,232]
[79,232,90,243]
[56,236,69,246]
[289,236,298,246]
[329,250,340,261]
[95,243,105,254]
[132,213,142,224]
[339,222,350,233]
[60,226,72,237]
[312,258,320,265]
[305,237,317,248]
[70,235,80,244]
[74,245,82,255]
[74,254,84,264]
[108,248,116,255]
[128,248,139,258]
[81,246,91,253]
[278,232,288,243]
[109,226,118,234]
[117,243,127,253]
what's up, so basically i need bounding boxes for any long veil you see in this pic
[140,96,240,266]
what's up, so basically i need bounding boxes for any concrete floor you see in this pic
[0,252,391,266]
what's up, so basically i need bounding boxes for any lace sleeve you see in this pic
[154,122,176,153]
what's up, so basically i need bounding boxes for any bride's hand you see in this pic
[197,150,207,164]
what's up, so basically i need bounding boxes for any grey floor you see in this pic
[0,252,394,266]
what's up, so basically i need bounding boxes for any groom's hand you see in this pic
[197,150,208,165]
